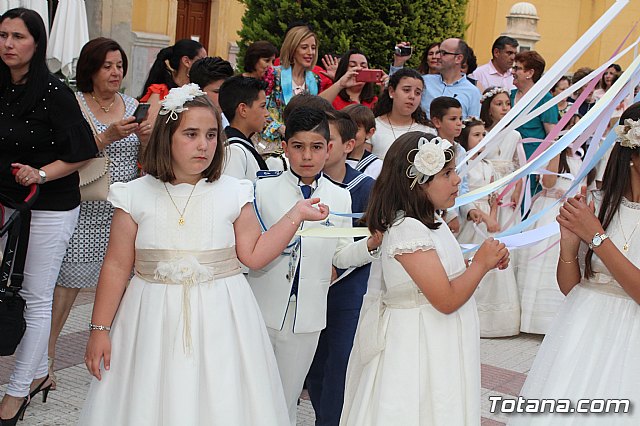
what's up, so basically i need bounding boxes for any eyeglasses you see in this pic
[438,50,462,57]
[512,66,524,71]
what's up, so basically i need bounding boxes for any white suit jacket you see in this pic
[248,171,372,333]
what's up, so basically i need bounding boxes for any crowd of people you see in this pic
[1,7,639,426]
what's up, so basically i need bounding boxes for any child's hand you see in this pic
[330,266,338,282]
[557,186,601,243]
[293,197,329,222]
[474,237,509,272]
[85,331,111,381]
[510,190,521,209]
[468,209,482,224]
[447,217,460,234]
[484,216,501,233]
[367,230,383,252]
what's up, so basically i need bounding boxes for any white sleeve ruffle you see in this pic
[385,217,436,257]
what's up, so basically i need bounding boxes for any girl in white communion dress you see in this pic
[78,84,329,425]
[510,103,640,426]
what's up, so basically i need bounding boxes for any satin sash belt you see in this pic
[134,248,241,281]
[580,272,631,300]
[358,269,465,364]
[134,247,242,352]
[383,286,431,309]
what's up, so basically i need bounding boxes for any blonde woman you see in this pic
[257,25,358,157]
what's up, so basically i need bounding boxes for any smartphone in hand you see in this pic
[356,69,383,83]
[132,103,150,123]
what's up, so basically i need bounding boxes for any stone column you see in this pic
[501,2,541,51]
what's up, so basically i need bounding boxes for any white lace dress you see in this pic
[516,155,583,334]
[509,196,640,425]
[341,216,480,425]
[457,160,520,337]
[78,175,288,426]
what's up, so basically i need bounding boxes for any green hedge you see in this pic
[237,0,469,71]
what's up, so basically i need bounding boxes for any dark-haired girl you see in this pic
[511,103,640,425]
[370,68,436,160]
[139,39,206,126]
[342,132,509,425]
[0,8,97,424]
[331,49,381,110]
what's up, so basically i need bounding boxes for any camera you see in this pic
[394,46,412,57]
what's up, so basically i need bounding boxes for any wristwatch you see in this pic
[37,168,47,184]
[588,232,609,249]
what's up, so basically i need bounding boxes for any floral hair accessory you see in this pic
[614,118,640,149]
[462,116,484,126]
[159,83,206,123]
[406,136,454,190]
[480,87,509,103]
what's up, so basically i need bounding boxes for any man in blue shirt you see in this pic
[391,38,481,119]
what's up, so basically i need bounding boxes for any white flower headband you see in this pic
[406,136,454,190]
[480,87,509,103]
[614,118,640,149]
[159,83,207,123]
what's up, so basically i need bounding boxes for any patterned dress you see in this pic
[57,93,140,288]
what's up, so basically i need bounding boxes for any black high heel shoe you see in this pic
[29,374,52,403]
[0,396,30,426]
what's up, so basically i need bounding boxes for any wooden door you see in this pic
[176,0,211,48]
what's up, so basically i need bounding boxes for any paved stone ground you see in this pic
[1,288,543,425]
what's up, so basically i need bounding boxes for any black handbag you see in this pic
[0,184,37,356]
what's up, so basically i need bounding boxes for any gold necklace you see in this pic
[163,182,197,226]
[90,92,116,113]
[387,115,413,140]
[619,211,640,252]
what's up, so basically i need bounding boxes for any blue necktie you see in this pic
[291,185,313,296]
[300,185,312,199]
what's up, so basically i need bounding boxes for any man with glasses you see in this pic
[389,38,481,119]
[470,36,519,91]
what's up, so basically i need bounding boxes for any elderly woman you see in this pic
[0,9,97,424]
[510,50,559,160]
[242,40,278,81]
[510,51,559,195]
[46,38,150,391]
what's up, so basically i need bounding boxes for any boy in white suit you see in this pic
[248,107,380,425]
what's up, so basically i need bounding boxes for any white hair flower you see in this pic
[406,136,454,189]
[480,87,510,103]
[614,118,640,149]
[159,83,206,122]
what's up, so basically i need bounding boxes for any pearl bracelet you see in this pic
[89,323,111,331]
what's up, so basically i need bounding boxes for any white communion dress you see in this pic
[78,175,288,426]
[509,196,640,425]
[516,155,583,334]
[341,215,480,426]
[457,159,520,337]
